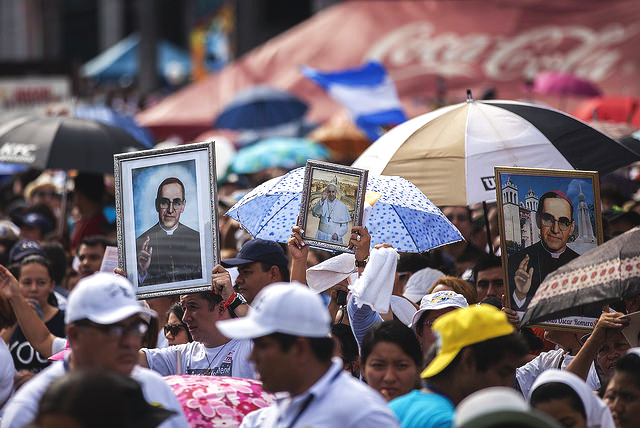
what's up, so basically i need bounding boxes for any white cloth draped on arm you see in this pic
[349,246,398,313]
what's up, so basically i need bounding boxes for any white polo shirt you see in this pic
[239,358,400,428]
[1,358,188,428]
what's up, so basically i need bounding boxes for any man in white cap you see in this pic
[216,283,400,427]
[410,290,468,352]
[0,272,188,428]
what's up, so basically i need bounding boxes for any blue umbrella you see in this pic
[230,138,329,174]
[214,86,308,132]
[226,167,462,253]
[75,105,155,148]
[0,162,27,175]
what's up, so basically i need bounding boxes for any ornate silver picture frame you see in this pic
[114,142,219,299]
[298,160,368,253]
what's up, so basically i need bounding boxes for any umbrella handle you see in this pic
[483,201,494,255]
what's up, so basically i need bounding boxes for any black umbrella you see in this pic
[521,226,640,326]
[0,115,146,174]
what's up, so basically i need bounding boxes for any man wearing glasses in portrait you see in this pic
[136,177,201,286]
[507,190,579,312]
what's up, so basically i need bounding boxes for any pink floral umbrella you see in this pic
[164,376,275,427]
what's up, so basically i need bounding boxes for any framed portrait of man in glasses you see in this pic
[114,142,219,299]
[495,167,602,331]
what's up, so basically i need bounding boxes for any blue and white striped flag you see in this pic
[301,61,407,141]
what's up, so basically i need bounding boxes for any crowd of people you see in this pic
[1,165,640,428]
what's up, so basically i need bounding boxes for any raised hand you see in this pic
[137,236,153,276]
[501,294,520,327]
[349,226,371,263]
[211,264,234,301]
[287,225,308,261]
[0,264,19,299]
[514,254,534,300]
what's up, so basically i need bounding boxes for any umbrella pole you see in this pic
[483,201,494,255]
[58,171,68,240]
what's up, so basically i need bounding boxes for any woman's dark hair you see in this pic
[19,254,54,281]
[36,369,175,428]
[361,320,422,369]
[614,351,640,387]
[530,382,586,419]
[41,241,67,285]
[141,316,159,349]
[168,302,193,342]
[331,323,359,366]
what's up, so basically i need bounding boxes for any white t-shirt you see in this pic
[240,358,400,428]
[516,348,601,398]
[0,359,188,428]
[0,340,16,412]
[143,339,255,379]
[157,330,169,349]
[51,337,67,355]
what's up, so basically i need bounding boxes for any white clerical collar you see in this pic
[541,241,565,259]
[159,223,179,235]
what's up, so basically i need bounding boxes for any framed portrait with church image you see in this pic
[495,166,603,331]
[298,160,368,253]
[114,142,219,299]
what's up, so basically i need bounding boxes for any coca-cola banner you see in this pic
[137,0,640,141]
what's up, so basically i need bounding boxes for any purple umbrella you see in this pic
[533,71,602,97]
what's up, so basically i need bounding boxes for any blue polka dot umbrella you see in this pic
[225,167,463,253]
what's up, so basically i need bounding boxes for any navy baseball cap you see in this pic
[221,239,288,268]
[9,239,47,263]
[20,213,54,234]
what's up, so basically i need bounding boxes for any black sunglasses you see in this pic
[163,323,186,336]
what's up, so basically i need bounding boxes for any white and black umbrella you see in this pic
[353,94,640,206]
[0,114,146,174]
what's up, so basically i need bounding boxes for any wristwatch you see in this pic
[355,256,369,268]
[228,292,248,312]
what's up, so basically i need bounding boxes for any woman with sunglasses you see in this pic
[164,302,192,346]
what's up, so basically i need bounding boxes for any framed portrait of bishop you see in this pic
[114,142,219,299]
[495,166,602,331]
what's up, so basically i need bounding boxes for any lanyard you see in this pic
[281,368,342,428]
[284,393,314,428]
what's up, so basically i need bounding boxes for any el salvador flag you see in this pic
[301,62,407,141]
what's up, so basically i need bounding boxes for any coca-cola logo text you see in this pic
[367,22,639,83]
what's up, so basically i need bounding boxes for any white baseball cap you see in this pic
[403,267,445,303]
[455,387,561,428]
[65,273,155,325]
[410,290,468,330]
[217,282,331,339]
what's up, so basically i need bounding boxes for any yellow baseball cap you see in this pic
[421,304,515,378]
